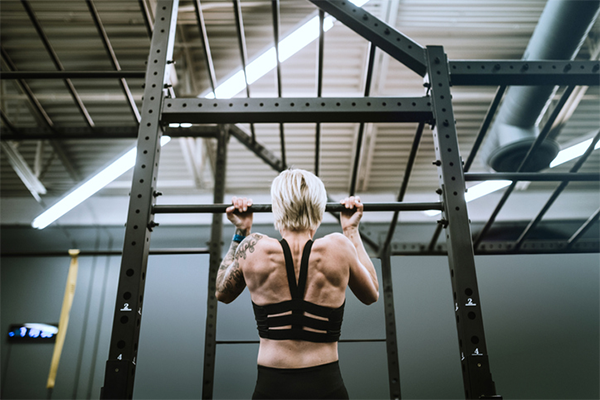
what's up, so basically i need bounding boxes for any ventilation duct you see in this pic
[480,0,600,172]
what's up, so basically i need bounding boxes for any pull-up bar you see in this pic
[152,202,444,214]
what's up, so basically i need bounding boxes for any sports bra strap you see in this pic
[279,239,313,300]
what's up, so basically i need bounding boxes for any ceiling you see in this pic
[1,0,599,228]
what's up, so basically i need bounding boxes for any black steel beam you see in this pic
[1,126,219,141]
[1,71,146,80]
[201,126,228,400]
[350,43,377,196]
[272,0,283,97]
[138,0,154,38]
[309,0,426,76]
[380,247,402,399]
[427,221,444,252]
[567,209,600,249]
[216,338,385,344]
[87,0,141,123]
[449,60,600,86]
[474,85,576,248]
[233,0,251,98]
[390,238,600,256]
[194,0,218,94]
[100,2,178,398]
[463,85,506,173]
[426,46,498,399]
[228,124,284,171]
[161,97,433,124]
[464,172,600,182]
[315,9,325,176]
[1,248,210,257]
[153,201,443,214]
[21,0,95,128]
[232,0,258,144]
[271,0,285,164]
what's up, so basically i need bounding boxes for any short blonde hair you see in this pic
[271,168,327,232]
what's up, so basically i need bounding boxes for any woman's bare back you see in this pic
[242,233,351,368]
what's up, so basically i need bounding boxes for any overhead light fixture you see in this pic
[549,137,600,168]
[425,137,600,217]
[32,136,171,229]
[204,0,369,99]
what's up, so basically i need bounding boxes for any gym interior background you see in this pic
[1,1,598,399]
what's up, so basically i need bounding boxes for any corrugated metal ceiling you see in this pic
[1,0,599,226]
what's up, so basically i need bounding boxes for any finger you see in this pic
[235,197,244,210]
[346,196,355,209]
[226,205,236,213]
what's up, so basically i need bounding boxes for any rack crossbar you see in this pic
[465,172,600,182]
[153,202,443,214]
[161,97,433,124]
[449,60,600,86]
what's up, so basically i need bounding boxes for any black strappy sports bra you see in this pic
[251,239,345,343]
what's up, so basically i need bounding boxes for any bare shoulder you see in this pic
[236,233,279,261]
[314,232,354,255]
[319,232,352,246]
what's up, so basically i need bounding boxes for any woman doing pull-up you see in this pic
[215,168,379,399]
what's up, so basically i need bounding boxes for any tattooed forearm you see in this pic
[215,233,263,302]
[235,227,250,236]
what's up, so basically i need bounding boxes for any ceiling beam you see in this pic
[161,97,433,124]
[0,71,146,80]
[308,0,427,76]
[1,141,46,202]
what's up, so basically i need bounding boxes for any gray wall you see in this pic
[1,225,599,399]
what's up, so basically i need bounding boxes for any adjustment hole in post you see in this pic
[465,288,473,296]
[117,340,126,349]
[123,292,132,300]
[120,316,129,324]
[468,312,476,320]
[471,336,480,344]
[126,269,134,277]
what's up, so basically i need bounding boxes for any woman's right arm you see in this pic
[340,197,379,305]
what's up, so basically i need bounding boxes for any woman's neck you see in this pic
[280,228,315,243]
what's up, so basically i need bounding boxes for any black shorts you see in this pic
[252,361,349,399]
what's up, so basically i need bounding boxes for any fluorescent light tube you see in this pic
[549,137,600,168]
[32,136,171,229]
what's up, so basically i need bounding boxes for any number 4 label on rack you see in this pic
[117,354,122,360]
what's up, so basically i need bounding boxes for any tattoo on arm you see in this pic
[216,233,263,300]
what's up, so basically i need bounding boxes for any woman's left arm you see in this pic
[215,232,263,303]
[215,197,256,303]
